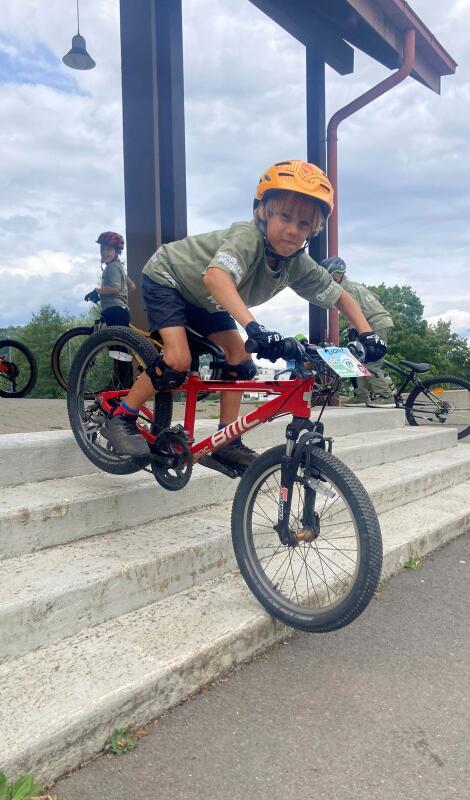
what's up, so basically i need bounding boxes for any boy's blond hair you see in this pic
[254,189,325,237]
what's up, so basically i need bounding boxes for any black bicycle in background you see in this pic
[0,339,37,398]
[382,358,470,440]
[340,329,470,439]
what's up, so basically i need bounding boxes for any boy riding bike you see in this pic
[322,256,395,407]
[103,160,387,468]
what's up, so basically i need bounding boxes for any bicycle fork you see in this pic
[274,419,333,546]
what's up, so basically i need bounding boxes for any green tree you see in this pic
[18,305,74,398]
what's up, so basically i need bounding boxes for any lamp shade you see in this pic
[62,33,95,70]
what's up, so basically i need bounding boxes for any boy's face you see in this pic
[258,202,312,258]
[332,272,344,284]
[100,244,117,264]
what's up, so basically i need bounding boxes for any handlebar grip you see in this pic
[245,336,302,360]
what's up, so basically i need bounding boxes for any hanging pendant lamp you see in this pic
[62,0,95,70]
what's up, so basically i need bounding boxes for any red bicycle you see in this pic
[0,338,37,398]
[67,326,382,632]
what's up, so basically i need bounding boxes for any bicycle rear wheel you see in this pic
[0,339,37,398]
[51,326,94,395]
[405,375,470,440]
[67,326,170,474]
[232,445,382,632]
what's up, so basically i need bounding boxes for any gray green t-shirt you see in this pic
[142,221,342,313]
[101,259,129,311]
[340,276,393,330]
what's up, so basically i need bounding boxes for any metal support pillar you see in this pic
[306,46,328,345]
[120,0,187,327]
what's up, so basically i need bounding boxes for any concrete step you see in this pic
[1,440,469,664]
[0,407,406,487]
[2,476,470,784]
[0,426,453,560]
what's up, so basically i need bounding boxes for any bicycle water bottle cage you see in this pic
[146,355,187,391]
[220,359,257,381]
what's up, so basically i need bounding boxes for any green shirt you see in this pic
[142,221,343,313]
[101,259,129,311]
[340,276,393,331]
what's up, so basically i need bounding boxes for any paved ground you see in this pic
[53,534,470,800]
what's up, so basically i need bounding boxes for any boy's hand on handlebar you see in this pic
[357,331,387,363]
[245,321,284,360]
[84,289,100,303]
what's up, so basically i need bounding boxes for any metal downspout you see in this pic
[326,28,416,344]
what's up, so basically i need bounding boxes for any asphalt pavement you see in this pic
[54,532,470,800]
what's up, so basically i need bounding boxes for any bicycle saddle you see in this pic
[185,326,226,361]
[398,359,430,373]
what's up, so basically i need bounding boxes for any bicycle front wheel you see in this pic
[0,339,37,398]
[232,445,382,632]
[67,326,167,474]
[405,375,470,440]
[51,326,94,394]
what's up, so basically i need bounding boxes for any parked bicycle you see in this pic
[340,331,470,440]
[67,326,382,633]
[382,358,470,440]
[0,339,37,398]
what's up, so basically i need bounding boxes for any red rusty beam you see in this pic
[326,28,415,345]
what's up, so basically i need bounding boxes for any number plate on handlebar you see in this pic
[316,347,371,378]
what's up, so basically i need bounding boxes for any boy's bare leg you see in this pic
[205,328,257,467]
[208,329,251,424]
[103,327,190,457]
[124,326,191,410]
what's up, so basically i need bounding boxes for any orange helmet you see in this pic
[254,160,334,218]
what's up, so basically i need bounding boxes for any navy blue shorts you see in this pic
[101,306,130,326]
[141,274,237,336]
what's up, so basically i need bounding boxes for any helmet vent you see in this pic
[278,172,294,178]
[274,161,291,166]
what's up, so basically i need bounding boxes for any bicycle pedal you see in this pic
[198,454,244,479]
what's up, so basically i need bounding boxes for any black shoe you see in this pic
[213,440,257,470]
[102,413,150,458]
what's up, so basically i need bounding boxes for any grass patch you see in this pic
[404,556,422,570]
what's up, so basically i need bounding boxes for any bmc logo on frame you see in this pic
[211,414,258,448]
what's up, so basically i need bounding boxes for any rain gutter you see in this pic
[326,28,416,344]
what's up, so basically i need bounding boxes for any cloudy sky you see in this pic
[0,0,469,340]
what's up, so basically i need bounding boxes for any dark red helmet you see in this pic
[96,231,125,253]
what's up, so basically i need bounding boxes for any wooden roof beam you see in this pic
[249,0,354,75]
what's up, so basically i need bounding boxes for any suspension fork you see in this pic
[274,418,329,545]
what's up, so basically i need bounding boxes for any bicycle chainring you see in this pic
[150,427,193,491]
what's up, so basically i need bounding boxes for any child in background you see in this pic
[322,256,395,407]
[85,231,135,326]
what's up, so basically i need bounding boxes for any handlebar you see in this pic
[245,335,366,367]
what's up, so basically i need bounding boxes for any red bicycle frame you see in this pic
[98,372,317,462]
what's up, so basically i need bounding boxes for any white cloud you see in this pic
[426,308,470,338]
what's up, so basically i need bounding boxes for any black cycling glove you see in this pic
[245,321,284,361]
[358,331,387,363]
[347,328,358,342]
[84,289,100,303]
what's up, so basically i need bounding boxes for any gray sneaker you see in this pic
[342,396,368,407]
[366,397,396,408]
[102,414,150,458]
[213,440,257,469]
